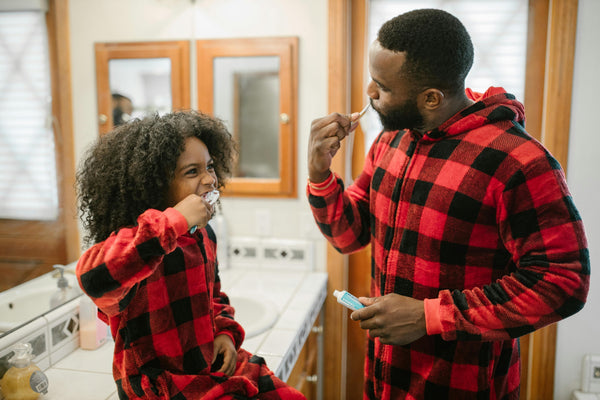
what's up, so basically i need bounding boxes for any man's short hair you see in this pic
[378,8,474,95]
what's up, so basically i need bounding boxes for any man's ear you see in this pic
[419,88,445,110]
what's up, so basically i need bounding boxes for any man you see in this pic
[112,93,133,126]
[307,8,589,399]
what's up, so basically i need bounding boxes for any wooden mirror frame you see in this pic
[196,37,298,198]
[95,40,191,135]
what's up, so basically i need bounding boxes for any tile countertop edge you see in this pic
[268,273,327,382]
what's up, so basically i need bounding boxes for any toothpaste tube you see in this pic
[189,190,220,234]
[333,289,365,311]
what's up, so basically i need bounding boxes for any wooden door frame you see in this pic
[47,0,78,262]
[325,1,579,399]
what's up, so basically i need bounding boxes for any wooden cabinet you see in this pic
[287,315,322,400]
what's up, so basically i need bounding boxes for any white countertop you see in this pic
[37,269,327,400]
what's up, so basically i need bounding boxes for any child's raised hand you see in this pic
[212,334,237,376]
[173,194,214,231]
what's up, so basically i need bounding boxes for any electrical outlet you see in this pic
[581,354,600,393]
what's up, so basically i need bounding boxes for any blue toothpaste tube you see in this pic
[333,290,365,311]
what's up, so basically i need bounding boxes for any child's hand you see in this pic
[212,334,237,376]
[173,194,214,231]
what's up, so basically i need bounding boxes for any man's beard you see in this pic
[375,98,424,132]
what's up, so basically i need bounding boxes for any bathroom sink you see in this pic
[0,288,81,333]
[228,295,279,339]
[0,283,277,338]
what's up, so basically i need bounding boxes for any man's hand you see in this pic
[350,293,427,346]
[212,334,237,376]
[308,112,360,183]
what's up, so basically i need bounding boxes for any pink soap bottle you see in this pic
[79,295,108,350]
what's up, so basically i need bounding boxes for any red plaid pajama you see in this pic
[308,87,589,399]
[77,208,304,399]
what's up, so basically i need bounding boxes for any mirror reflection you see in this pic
[0,263,82,337]
[214,56,280,179]
[196,37,298,197]
[109,58,172,123]
[94,40,190,135]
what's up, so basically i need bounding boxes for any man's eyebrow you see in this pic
[372,77,387,89]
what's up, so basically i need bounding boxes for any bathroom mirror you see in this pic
[95,41,190,135]
[197,37,298,198]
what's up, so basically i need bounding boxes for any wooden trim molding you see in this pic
[325,0,351,399]
[47,0,79,260]
[523,1,579,399]
[540,0,578,172]
[346,1,370,397]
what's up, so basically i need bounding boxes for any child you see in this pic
[75,111,305,400]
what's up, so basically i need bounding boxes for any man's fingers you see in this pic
[312,114,353,138]
[351,301,377,321]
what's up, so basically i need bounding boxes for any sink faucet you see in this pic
[50,264,81,308]
[51,264,75,279]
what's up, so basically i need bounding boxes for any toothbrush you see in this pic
[189,189,220,234]
[349,103,371,133]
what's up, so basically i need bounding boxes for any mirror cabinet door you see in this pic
[95,41,190,135]
[197,37,298,198]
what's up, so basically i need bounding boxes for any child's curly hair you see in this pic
[76,110,236,245]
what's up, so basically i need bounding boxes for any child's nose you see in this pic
[202,172,216,187]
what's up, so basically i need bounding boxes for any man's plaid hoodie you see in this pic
[308,87,589,399]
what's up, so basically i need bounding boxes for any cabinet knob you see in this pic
[306,374,318,383]
[98,114,108,125]
[280,113,290,124]
[311,325,323,334]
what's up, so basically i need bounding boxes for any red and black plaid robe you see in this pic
[77,208,305,399]
[308,87,589,399]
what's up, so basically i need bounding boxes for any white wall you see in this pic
[554,0,600,398]
[69,0,329,268]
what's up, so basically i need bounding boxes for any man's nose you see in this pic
[366,80,379,100]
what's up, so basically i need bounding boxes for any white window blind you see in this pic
[361,0,528,147]
[0,10,58,221]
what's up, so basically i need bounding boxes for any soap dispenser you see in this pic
[50,264,79,308]
[0,343,48,400]
[79,295,108,350]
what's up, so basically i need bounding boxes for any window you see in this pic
[0,5,58,221]
[363,0,528,145]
